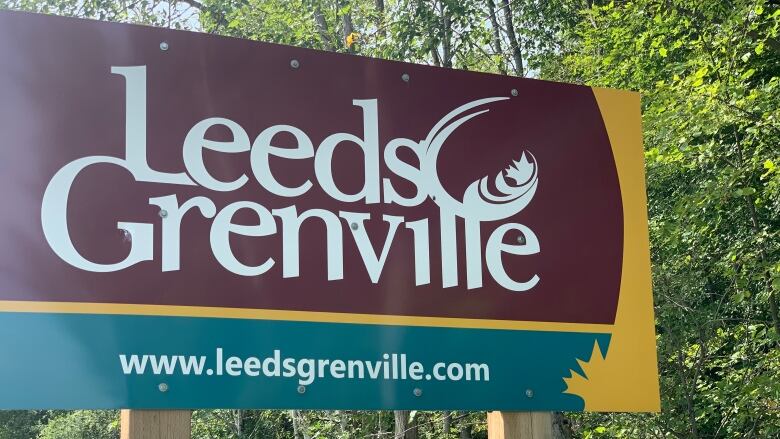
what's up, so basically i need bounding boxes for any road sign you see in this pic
[0,10,659,411]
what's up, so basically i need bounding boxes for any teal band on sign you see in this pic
[0,312,611,410]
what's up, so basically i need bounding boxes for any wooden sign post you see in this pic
[118,410,549,439]
[488,411,553,439]
[120,410,191,439]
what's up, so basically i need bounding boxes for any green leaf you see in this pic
[735,187,757,197]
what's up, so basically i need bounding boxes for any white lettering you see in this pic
[183,117,251,191]
[340,212,404,283]
[314,99,380,203]
[210,201,277,276]
[485,223,540,291]
[42,65,543,293]
[41,156,153,272]
[251,125,314,197]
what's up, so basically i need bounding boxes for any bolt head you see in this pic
[297,385,306,394]
[511,88,518,96]
[413,388,422,397]
[525,389,534,398]
[158,383,169,393]
[159,42,169,51]
[290,59,300,69]
[401,73,410,82]
[516,233,526,245]
[158,209,168,219]
[350,222,359,230]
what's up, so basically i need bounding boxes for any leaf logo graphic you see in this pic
[420,97,539,221]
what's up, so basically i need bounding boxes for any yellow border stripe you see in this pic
[591,87,660,411]
[0,300,614,333]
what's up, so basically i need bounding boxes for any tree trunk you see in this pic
[486,0,507,74]
[439,0,453,68]
[290,410,301,439]
[313,5,334,50]
[341,1,355,53]
[458,411,472,439]
[499,0,524,76]
[291,410,310,439]
[431,48,442,66]
[232,410,243,437]
[339,410,347,435]
[393,410,419,439]
[394,410,409,439]
[377,411,386,438]
[552,412,574,439]
[375,0,386,39]
[443,411,452,437]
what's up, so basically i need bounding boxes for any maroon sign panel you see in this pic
[0,11,622,324]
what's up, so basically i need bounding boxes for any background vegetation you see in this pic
[0,0,778,437]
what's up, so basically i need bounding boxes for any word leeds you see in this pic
[41,66,542,292]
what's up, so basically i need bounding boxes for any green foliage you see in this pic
[550,0,780,437]
[191,410,293,438]
[0,0,199,28]
[0,411,52,439]
[201,0,331,49]
[37,411,119,439]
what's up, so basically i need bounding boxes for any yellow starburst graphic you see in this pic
[563,340,609,411]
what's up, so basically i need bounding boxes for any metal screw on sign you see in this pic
[158,383,169,393]
[121,229,131,243]
[516,232,526,245]
[350,222,359,230]
[525,389,534,398]
[159,42,169,51]
[413,388,422,397]
[290,59,300,69]
[511,88,518,97]
[297,385,306,394]
[159,209,168,219]
[401,73,410,82]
